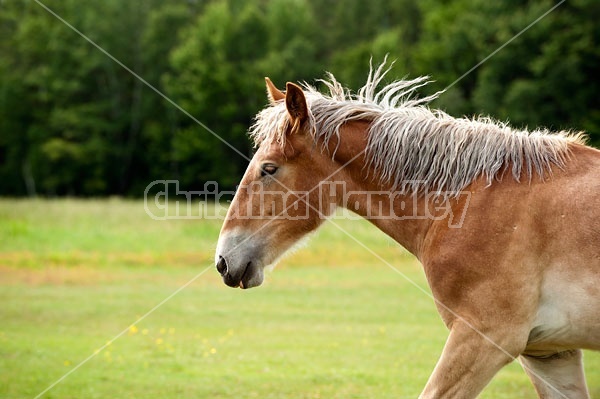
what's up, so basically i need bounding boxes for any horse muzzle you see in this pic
[215,233,265,289]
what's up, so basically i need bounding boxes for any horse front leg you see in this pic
[419,320,526,399]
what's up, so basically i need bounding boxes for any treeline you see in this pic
[1,0,598,196]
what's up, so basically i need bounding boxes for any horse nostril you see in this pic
[216,256,228,276]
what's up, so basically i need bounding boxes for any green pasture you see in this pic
[1,199,598,398]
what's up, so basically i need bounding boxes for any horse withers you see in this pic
[215,64,600,398]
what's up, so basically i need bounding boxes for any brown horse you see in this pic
[215,64,600,398]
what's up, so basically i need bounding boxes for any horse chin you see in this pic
[220,259,264,289]
[238,262,264,289]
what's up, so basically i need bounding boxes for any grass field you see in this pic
[1,199,598,398]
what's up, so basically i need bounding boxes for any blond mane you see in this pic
[249,62,586,194]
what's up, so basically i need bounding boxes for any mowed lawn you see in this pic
[0,199,598,398]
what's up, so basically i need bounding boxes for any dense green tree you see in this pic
[473,0,600,145]
[165,0,320,191]
[415,0,600,145]
[0,0,201,195]
[326,0,422,89]
[0,0,597,196]
[0,0,112,195]
[164,1,266,189]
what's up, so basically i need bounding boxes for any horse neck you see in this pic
[326,120,433,258]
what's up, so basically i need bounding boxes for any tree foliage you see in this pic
[0,0,597,196]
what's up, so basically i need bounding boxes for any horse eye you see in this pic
[260,164,278,177]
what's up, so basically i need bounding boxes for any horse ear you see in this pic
[285,82,308,129]
[265,77,284,104]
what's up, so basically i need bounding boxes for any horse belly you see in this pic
[526,266,600,353]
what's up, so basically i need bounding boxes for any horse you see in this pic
[215,63,600,398]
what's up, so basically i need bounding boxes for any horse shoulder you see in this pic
[419,145,600,345]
